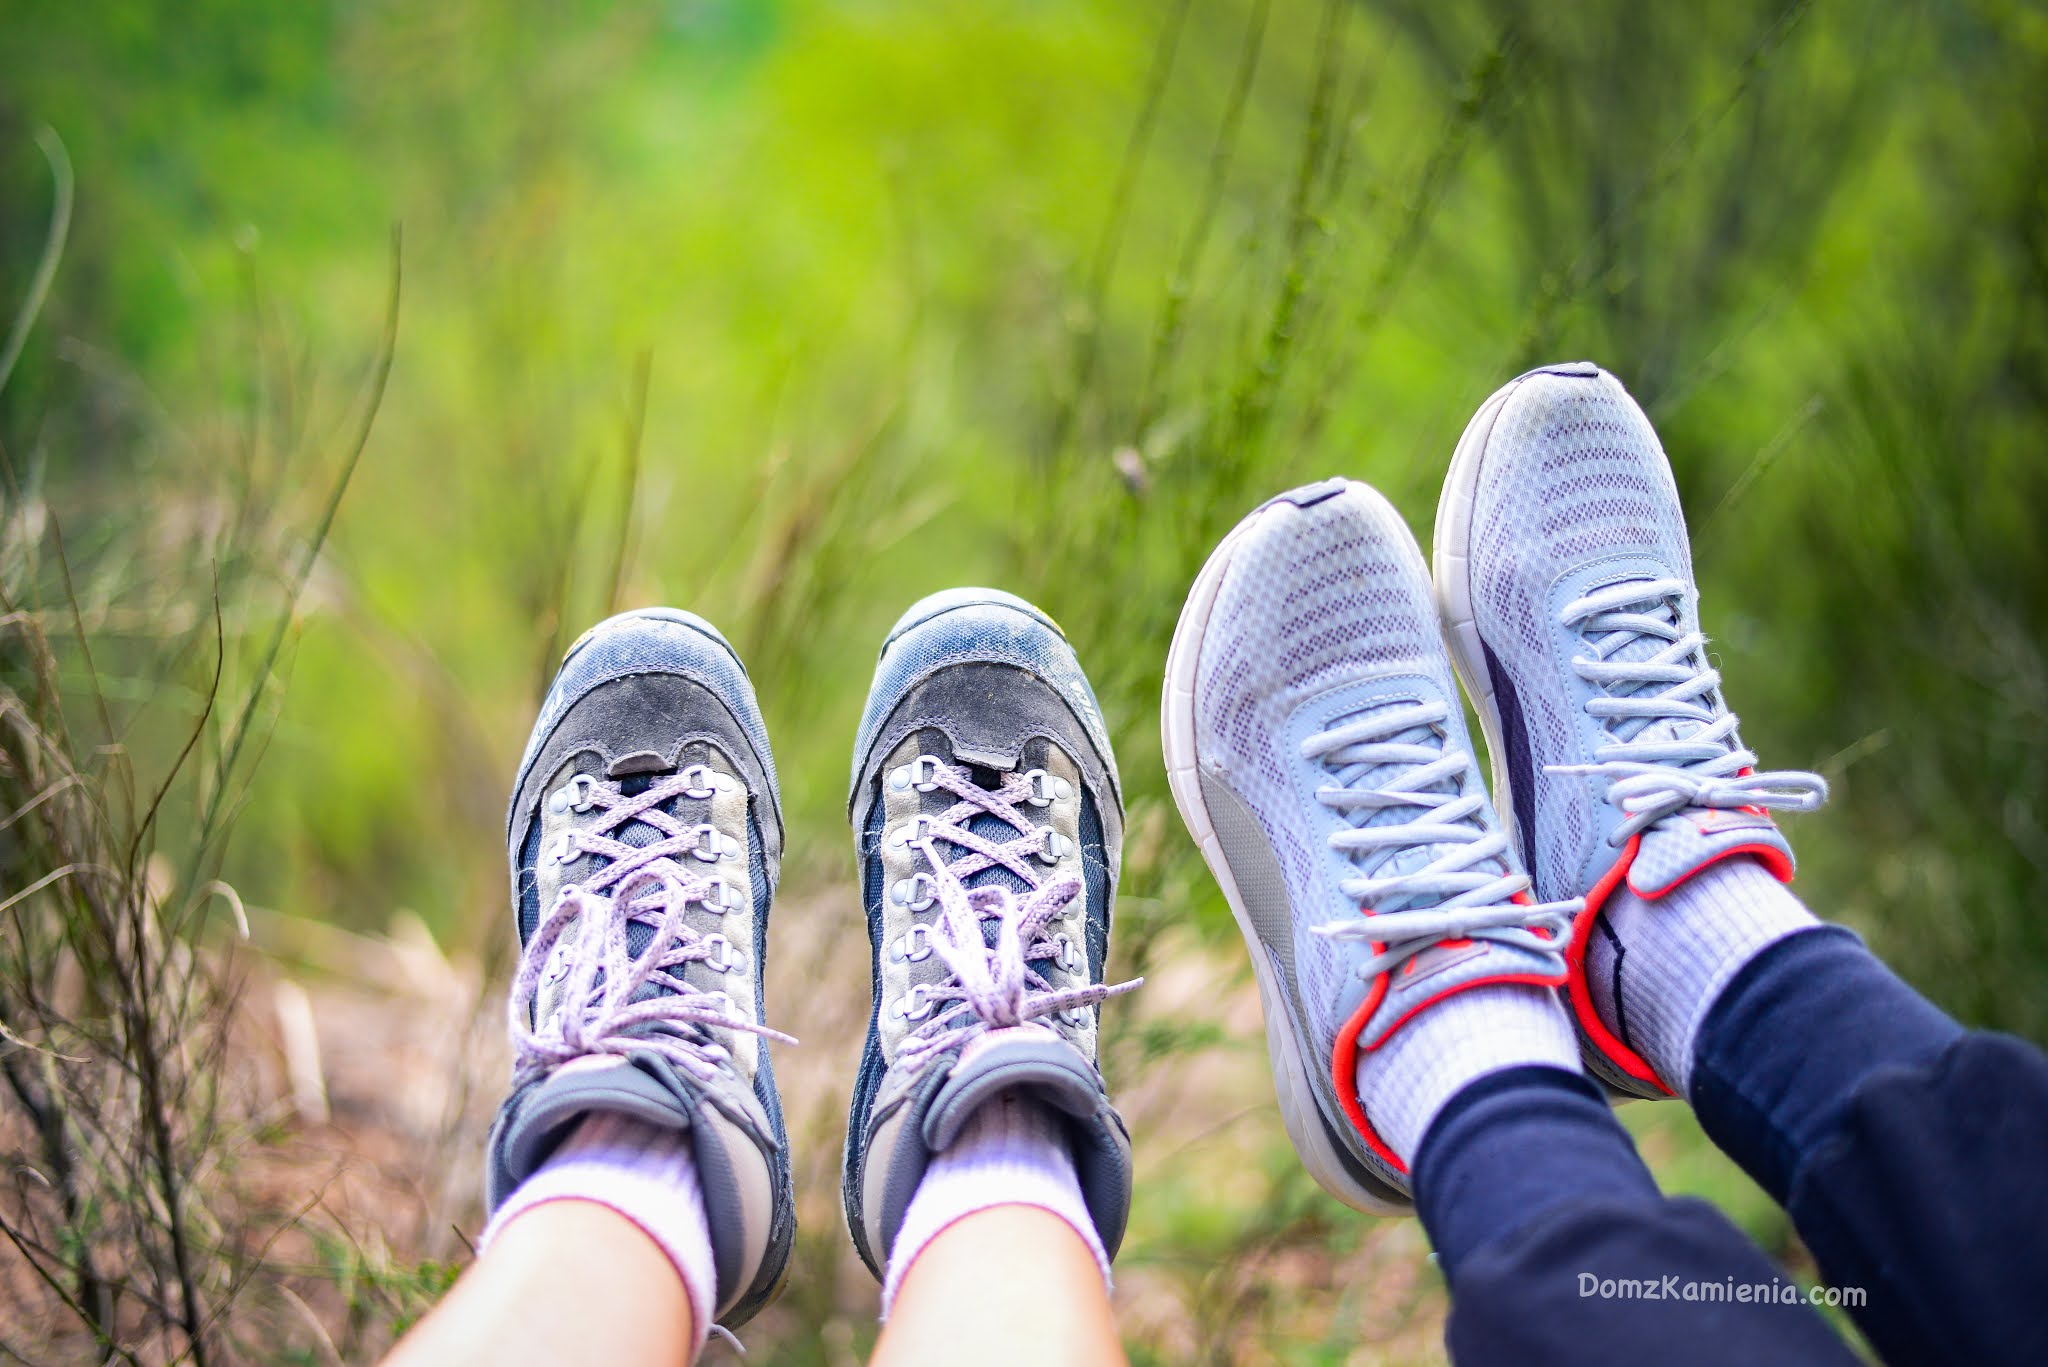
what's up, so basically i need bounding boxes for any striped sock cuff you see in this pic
[482,1112,717,1355]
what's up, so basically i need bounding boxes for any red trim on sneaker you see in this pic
[1566,836,1671,1094]
[1327,889,1571,1174]
[1567,837,1796,1093]
[1330,975,1405,1173]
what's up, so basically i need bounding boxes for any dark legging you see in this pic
[1414,927,2048,1367]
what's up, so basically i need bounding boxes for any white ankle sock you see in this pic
[1587,855,1818,1096]
[880,1090,1108,1316]
[1352,982,1581,1164]
[482,1111,717,1352]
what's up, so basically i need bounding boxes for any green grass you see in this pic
[4,0,2045,1360]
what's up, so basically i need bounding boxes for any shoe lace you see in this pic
[1303,701,1578,981]
[1544,578,1828,844]
[510,770,794,1090]
[890,760,1140,1061]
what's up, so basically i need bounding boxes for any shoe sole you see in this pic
[1433,363,1649,1101]
[1161,487,1410,1217]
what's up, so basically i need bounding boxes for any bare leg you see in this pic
[383,1199,695,1367]
[871,1203,1125,1367]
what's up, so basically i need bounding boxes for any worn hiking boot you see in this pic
[1433,363,1827,1098]
[485,607,795,1328]
[1163,480,1576,1211]
[841,588,1137,1280]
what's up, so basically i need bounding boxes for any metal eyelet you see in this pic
[547,773,600,815]
[699,877,742,913]
[895,984,935,1021]
[1055,934,1080,972]
[1024,769,1073,808]
[1061,1006,1093,1027]
[891,924,933,964]
[888,755,944,793]
[549,832,579,865]
[687,826,740,862]
[702,933,737,974]
[887,815,935,851]
[890,873,937,912]
[1037,828,1072,865]
[679,764,726,800]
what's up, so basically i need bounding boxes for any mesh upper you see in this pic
[1464,366,1699,897]
[1191,483,1463,1051]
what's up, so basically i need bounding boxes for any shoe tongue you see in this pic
[570,753,709,991]
[1593,585,1714,754]
[1361,933,1562,1048]
[1629,809,1792,898]
[921,1023,1095,1150]
[913,731,1036,933]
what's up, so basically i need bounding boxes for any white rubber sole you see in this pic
[1160,493,1410,1216]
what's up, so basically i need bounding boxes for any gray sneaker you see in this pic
[485,608,795,1329]
[1433,364,1827,1097]
[841,588,1137,1280]
[1162,481,1575,1212]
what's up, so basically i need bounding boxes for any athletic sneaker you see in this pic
[1433,362,1828,1098]
[485,608,795,1328]
[842,588,1137,1280]
[1162,481,1575,1211]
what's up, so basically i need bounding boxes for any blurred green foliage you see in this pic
[5,0,2046,1360]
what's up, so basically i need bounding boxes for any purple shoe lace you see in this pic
[510,769,794,1089]
[892,761,1139,1061]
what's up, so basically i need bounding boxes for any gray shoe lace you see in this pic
[890,760,1139,1061]
[1544,578,1828,845]
[1303,701,1578,981]
[509,771,794,1090]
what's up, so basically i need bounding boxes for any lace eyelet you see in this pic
[549,832,578,865]
[702,933,737,974]
[1055,934,1080,972]
[890,924,933,964]
[896,984,935,1021]
[547,773,600,815]
[688,826,741,863]
[890,873,937,912]
[1024,769,1074,808]
[888,755,944,793]
[700,877,742,913]
[1036,828,1072,865]
[887,815,935,851]
[679,764,727,800]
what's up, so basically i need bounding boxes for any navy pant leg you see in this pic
[1692,928,2048,1367]
[1415,1065,1858,1367]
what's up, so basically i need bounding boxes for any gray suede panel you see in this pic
[1200,770,1297,982]
[1197,770,1405,1200]
[508,671,783,904]
[851,662,1123,858]
[872,1064,954,1268]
